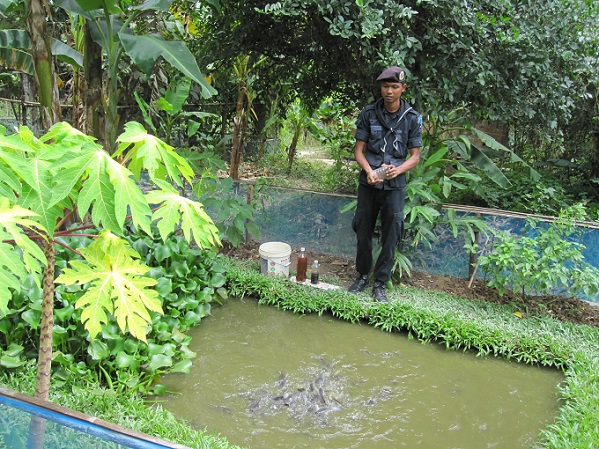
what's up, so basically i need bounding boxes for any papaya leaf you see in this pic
[146,180,221,249]
[104,156,153,235]
[77,152,120,234]
[116,121,194,186]
[56,232,162,342]
[20,170,65,236]
[0,198,47,314]
[50,144,99,206]
[0,163,21,200]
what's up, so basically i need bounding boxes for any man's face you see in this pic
[380,82,407,104]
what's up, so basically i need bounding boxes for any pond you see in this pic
[157,299,563,449]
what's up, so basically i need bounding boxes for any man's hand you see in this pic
[367,169,384,184]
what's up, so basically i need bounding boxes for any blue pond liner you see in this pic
[0,387,188,449]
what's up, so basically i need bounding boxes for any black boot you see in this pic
[372,281,388,302]
[348,274,369,293]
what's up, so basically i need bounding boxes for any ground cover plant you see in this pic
[0,364,245,449]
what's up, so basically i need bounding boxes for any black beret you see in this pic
[376,66,407,83]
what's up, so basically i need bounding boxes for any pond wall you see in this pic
[0,387,186,449]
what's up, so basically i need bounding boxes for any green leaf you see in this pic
[116,121,194,186]
[51,39,83,68]
[88,339,110,360]
[115,351,139,369]
[105,157,153,235]
[422,147,448,168]
[131,0,173,12]
[171,359,192,373]
[469,146,511,189]
[0,354,25,368]
[119,34,216,99]
[146,180,221,250]
[210,272,227,288]
[3,342,23,357]
[55,0,122,16]
[0,198,47,313]
[0,29,34,74]
[76,150,120,234]
[56,232,162,342]
[162,78,191,115]
[147,353,172,372]
[21,309,41,329]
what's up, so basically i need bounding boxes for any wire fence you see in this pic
[224,181,599,302]
[0,97,45,135]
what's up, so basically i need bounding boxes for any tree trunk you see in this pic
[230,114,242,179]
[27,240,55,449]
[84,21,106,147]
[591,129,599,179]
[66,18,85,132]
[230,85,247,180]
[26,0,61,131]
[258,134,267,160]
[287,129,301,171]
[35,240,55,401]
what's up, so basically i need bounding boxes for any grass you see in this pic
[2,255,599,448]
[1,365,244,449]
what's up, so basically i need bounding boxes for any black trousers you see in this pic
[352,184,405,283]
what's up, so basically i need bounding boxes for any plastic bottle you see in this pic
[296,247,308,282]
[373,166,388,180]
[310,260,319,285]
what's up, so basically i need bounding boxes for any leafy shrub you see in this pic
[478,204,599,298]
[197,176,262,247]
[456,168,576,216]
[0,227,228,394]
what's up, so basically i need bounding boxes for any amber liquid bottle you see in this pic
[296,247,308,282]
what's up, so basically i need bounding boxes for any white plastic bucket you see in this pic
[259,242,291,277]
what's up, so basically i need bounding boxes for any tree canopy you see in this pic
[194,0,598,126]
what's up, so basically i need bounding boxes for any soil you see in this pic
[221,241,599,329]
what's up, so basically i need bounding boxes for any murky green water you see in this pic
[158,299,563,449]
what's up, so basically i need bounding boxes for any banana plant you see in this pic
[1,0,217,150]
[0,121,220,405]
[0,0,82,129]
[53,0,217,153]
[134,77,217,145]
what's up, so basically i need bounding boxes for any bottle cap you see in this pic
[300,247,305,251]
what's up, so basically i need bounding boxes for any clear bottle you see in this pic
[310,260,319,285]
[296,247,308,282]
[373,166,388,180]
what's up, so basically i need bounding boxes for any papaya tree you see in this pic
[0,120,221,407]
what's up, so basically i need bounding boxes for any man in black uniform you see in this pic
[348,66,423,302]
